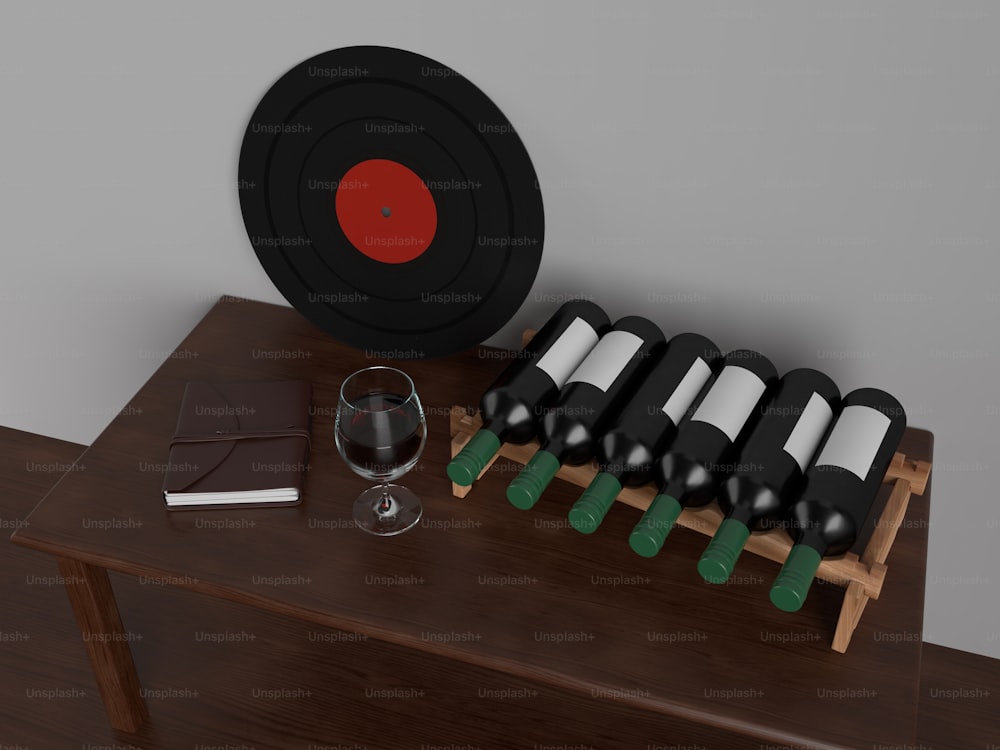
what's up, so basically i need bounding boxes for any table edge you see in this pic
[10,528,861,750]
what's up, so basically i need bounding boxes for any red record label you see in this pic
[334,158,437,264]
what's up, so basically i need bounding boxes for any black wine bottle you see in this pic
[506,316,667,509]
[769,388,906,612]
[567,333,722,534]
[697,368,841,583]
[628,350,778,557]
[447,301,611,486]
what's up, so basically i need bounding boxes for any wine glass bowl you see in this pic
[335,366,426,535]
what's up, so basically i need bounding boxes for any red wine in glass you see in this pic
[338,393,425,481]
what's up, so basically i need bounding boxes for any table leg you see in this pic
[57,557,148,732]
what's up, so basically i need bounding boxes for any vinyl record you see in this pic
[239,46,544,359]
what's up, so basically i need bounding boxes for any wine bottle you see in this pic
[769,388,906,612]
[506,316,667,510]
[447,301,611,486]
[697,368,840,583]
[567,333,722,534]
[628,350,778,557]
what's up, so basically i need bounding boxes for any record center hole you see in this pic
[381,206,391,218]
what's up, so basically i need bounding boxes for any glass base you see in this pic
[352,484,422,536]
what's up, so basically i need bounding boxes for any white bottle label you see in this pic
[691,366,767,441]
[782,392,835,472]
[534,317,600,387]
[565,330,644,392]
[814,405,891,481]
[661,357,713,424]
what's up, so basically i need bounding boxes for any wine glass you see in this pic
[335,366,426,535]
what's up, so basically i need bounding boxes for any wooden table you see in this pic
[11,296,934,749]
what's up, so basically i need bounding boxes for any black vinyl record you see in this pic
[239,46,544,358]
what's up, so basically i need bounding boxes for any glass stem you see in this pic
[377,484,394,516]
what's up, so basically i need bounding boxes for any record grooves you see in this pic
[239,46,544,358]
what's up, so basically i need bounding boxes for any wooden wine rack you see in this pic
[448,334,932,653]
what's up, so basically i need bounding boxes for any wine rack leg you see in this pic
[862,480,912,569]
[832,580,869,653]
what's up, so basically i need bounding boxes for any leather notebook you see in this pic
[162,380,312,510]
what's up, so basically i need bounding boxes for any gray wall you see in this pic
[2,1,997,658]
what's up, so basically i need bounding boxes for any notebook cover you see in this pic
[162,380,312,509]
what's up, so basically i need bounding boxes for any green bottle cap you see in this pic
[628,494,682,557]
[568,472,622,534]
[770,544,823,612]
[446,429,502,486]
[506,450,561,510]
[697,517,751,584]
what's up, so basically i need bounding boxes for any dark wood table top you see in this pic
[919,642,1000,750]
[11,296,934,750]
